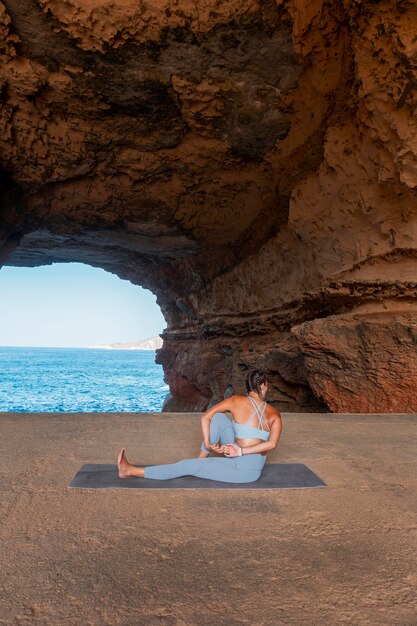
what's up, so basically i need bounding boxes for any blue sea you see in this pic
[0,347,167,412]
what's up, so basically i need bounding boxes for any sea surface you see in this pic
[0,347,167,412]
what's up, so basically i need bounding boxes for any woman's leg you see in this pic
[119,413,234,476]
[199,412,235,457]
[118,447,266,483]
[144,454,266,483]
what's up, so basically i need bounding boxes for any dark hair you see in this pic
[245,369,267,399]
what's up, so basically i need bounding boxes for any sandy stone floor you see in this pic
[0,412,416,625]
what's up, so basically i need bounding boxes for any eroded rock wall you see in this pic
[1,1,417,412]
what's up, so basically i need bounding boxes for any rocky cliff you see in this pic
[1,1,417,412]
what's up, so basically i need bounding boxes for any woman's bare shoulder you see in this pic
[230,394,252,405]
[211,394,245,413]
[265,403,282,422]
[227,393,247,401]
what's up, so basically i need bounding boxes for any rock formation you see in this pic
[1,0,417,412]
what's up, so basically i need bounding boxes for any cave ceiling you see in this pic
[2,1,417,412]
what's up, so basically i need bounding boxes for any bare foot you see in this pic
[118,448,132,478]
[198,451,209,458]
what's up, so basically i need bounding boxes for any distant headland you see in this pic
[89,335,163,351]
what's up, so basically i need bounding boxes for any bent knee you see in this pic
[212,412,229,424]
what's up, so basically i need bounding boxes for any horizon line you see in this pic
[0,345,159,350]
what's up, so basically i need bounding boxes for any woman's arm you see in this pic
[200,396,236,450]
[225,413,282,457]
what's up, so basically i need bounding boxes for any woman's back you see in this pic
[228,394,273,443]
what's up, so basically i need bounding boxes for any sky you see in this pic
[0,262,166,348]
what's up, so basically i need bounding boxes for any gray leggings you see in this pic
[144,412,266,483]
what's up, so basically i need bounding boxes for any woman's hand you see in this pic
[205,442,225,454]
[224,443,243,458]
[211,443,226,454]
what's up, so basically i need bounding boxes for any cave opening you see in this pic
[0,261,167,412]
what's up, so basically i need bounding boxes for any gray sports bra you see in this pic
[232,396,270,441]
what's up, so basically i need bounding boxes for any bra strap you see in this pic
[247,395,259,422]
[247,396,263,424]
[260,403,270,431]
[248,396,270,431]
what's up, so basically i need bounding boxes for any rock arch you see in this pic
[1,0,417,412]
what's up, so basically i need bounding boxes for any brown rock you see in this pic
[1,1,417,411]
[293,309,417,413]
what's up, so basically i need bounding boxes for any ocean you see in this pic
[0,347,167,412]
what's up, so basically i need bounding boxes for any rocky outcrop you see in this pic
[293,308,417,413]
[1,1,417,412]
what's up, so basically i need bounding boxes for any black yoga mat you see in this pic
[69,463,326,490]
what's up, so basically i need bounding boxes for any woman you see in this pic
[118,369,282,484]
